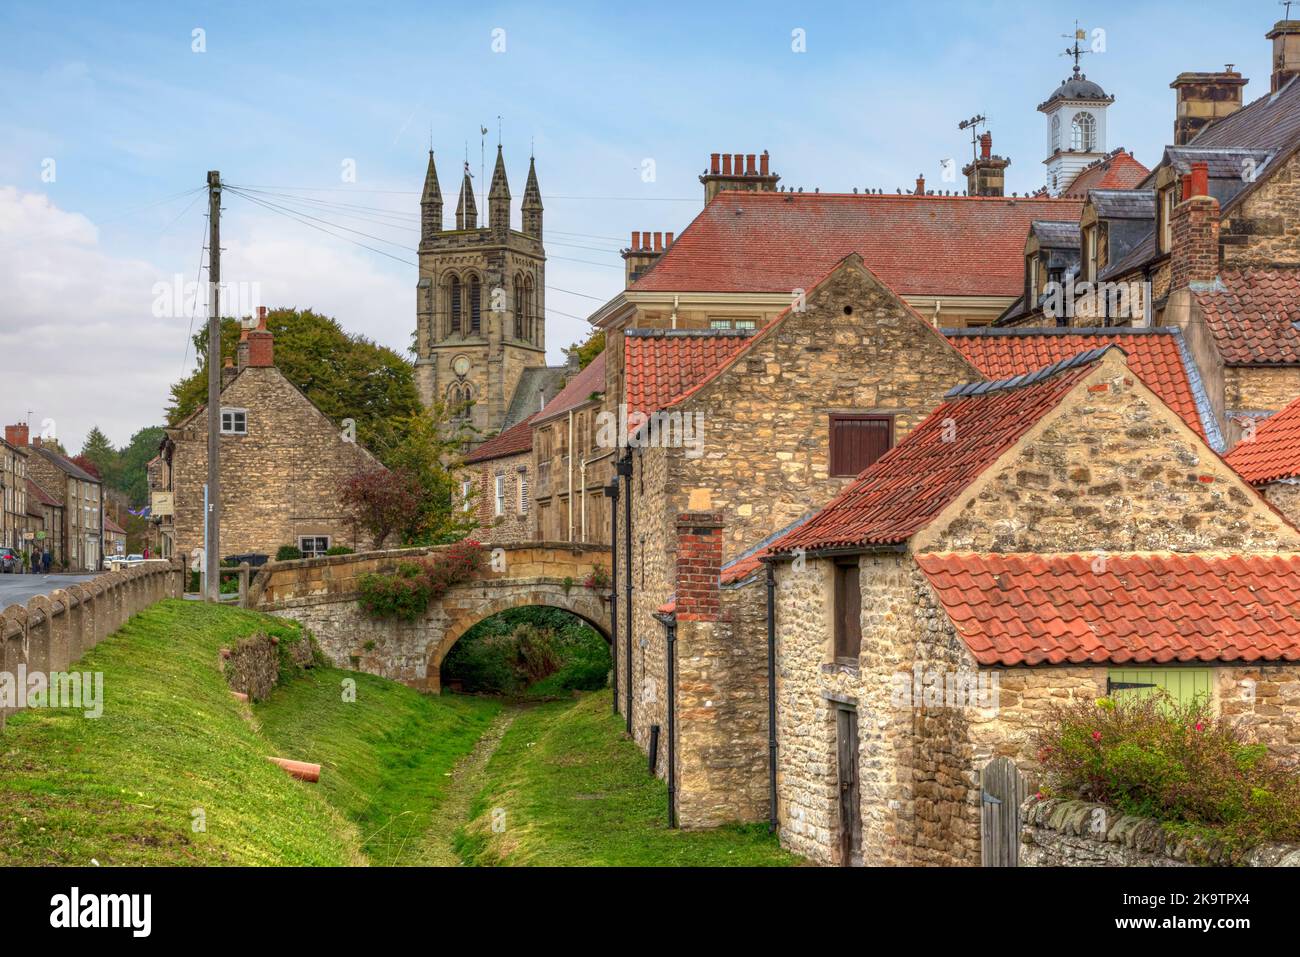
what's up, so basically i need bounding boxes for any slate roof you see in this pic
[768,351,1107,554]
[1192,268,1300,365]
[917,552,1300,665]
[1088,188,1156,219]
[463,415,536,464]
[629,191,1084,298]
[1098,228,1158,281]
[1189,75,1300,154]
[1061,151,1150,196]
[1225,392,1300,484]
[1164,146,1274,180]
[1029,220,1081,247]
[624,329,755,414]
[945,327,1209,439]
[503,365,569,429]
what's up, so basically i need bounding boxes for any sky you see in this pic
[0,0,1283,451]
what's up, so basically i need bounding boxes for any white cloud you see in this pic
[0,187,413,452]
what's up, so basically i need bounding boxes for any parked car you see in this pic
[0,547,19,573]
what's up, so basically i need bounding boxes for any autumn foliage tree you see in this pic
[339,468,423,548]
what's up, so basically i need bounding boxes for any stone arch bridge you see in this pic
[247,542,611,691]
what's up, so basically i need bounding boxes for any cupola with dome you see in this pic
[1038,28,1116,196]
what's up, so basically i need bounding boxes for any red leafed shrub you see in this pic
[357,540,487,620]
[583,566,610,591]
[339,467,423,549]
[1033,692,1300,849]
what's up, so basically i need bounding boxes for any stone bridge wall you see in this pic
[249,542,612,690]
[1,561,184,724]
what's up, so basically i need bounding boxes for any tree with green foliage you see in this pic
[116,426,165,505]
[167,308,422,466]
[79,427,118,486]
[569,330,604,371]
[383,398,479,546]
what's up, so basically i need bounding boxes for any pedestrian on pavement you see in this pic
[42,549,51,574]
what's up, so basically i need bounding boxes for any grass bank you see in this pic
[0,600,363,865]
[256,668,500,865]
[455,691,798,866]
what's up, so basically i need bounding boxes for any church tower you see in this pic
[414,146,547,439]
[1038,31,1114,196]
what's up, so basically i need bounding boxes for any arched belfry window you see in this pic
[524,274,535,343]
[1071,112,1096,152]
[1051,114,1061,151]
[449,276,462,338]
[469,275,482,335]
[513,275,524,340]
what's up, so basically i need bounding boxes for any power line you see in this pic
[225,187,418,254]
[178,210,210,377]
[225,188,420,266]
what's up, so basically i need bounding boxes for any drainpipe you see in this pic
[604,480,619,714]
[666,614,677,828]
[765,560,778,834]
[567,410,574,542]
[617,450,634,734]
[580,456,587,543]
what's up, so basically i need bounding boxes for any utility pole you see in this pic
[205,170,222,602]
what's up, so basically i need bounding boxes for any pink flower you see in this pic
[1194,722,1205,732]
[1091,730,1102,742]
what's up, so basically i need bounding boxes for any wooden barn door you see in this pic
[835,706,863,866]
[980,756,1028,867]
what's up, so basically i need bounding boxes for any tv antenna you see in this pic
[958,115,986,164]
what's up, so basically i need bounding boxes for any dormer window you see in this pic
[1071,112,1097,152]
[1083,225,1098,282]
[1027,255,1040,301]
[1158,185,1174,253]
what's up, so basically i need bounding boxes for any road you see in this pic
[0,573,100,609]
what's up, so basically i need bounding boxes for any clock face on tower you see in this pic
[452,355,470,377]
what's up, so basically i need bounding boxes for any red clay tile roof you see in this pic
[1225,394,1300,484]
[534,352,606,424]
[946,328,1206,438]
[624,330,755,414]
[1193,268,1300,366]
[1060,151,1150,197]
[104,515,126,534]
[916,552,1300,665]
[630,191,1084,298]
[25,478,58,507]
[464,415,536,464]
[770,351,1105,553]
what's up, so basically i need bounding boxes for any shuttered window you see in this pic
[833,559,862,663]
[829,414,893,477]
[1107,668,1213,709]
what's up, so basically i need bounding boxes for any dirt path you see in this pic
[416,705,521,865]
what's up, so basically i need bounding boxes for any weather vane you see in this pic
[1284,1,1295,21]
[958,114,986,164]
[1061,20,1090,76]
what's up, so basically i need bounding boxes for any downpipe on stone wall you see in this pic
[765,560,777,834]
[605,479,619,714]
[666,616,677,828]
[618,451,634,735]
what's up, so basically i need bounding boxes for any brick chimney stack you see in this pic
[699,149,780,205]
[4,423,29,448]
[622,231,675,286]
[1268,20,1300,92]
[1170,68,1248,145]
[675,512,722,621]
[1170,162,1220,290]
[915,174,926,195]
[245,306,274,368]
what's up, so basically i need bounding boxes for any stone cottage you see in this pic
[763,346,1300,866]
[615,255,986,827]
[156,310,386,564]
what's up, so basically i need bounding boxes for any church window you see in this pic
[524,275,536,342]
[449,276,462,337]
[513,275,524,339]
[1071,112,1096,152]
[469,275,482,334]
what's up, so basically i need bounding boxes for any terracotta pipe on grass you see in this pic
[267,756,321,783]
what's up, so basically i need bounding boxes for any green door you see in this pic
[1106,668,1212,708]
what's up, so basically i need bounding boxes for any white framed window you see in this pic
[299,535,330,558]
[1071,112,1096,152]
[1051,113,1061,151]
[494,474,506,517]
[461,480,473,512]
[220,408,248,434]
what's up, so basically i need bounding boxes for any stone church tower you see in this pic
[414,146,547,438]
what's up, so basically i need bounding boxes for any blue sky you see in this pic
[0,0,1282,448]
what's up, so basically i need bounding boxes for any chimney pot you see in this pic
[760,151,770,176]
[722,154,732,175]
[1188,161,1210,198]
[733,153,743,175]
[653,232,662,252]
[710,152,720,174]
[980,131,992,159]
[915,174,926,195]
[640,231,651,251]
[630,230,639,250]
[746,153,756,174]
[665,232,674,246]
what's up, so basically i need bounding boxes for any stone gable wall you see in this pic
[169,367,382,563]
[1221,148,1300,267]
